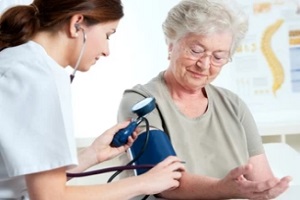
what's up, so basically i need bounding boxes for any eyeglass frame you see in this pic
[184,45,232,67]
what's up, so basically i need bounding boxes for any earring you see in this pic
[168,52,171,60]
[74,33,78,37]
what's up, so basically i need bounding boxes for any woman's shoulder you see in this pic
[207,84,241,101]
[127,71,163,97]
[207,84,249,112]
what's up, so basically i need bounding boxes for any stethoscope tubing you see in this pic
[66,164,155,178]
[70,28,87,83]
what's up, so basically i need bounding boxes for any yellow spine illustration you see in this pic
[261,19,284,95]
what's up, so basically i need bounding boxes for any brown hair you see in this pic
[0,0,123,51]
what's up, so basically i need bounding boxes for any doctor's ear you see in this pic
[73,24,80,37]
[69,14,84,37]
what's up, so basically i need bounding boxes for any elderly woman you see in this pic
[117,0,291,199]
[0,0,186,199]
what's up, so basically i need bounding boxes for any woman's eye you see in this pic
[213,56,224,61]
[191,48,204,54]
[214,53,229,60]
[213,55,222,60]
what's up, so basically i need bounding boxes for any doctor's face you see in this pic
[74,20,120,72]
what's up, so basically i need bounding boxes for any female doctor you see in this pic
[0,0,185,199]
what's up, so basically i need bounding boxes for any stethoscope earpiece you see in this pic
[70,24,87,83]
[74,23,81,32]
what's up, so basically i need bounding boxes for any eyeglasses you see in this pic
[185,47,231,67]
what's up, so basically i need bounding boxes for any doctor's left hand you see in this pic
[68,121,138,174]
[89,121,138,164]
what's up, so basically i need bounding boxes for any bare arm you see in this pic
[246,154,274,181]
[159,165,254,199]
[246,154,291,199]
[26,156,185,200]
[26,167,144,200]
[159,161,292,200]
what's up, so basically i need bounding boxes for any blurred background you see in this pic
[1,1,300,199]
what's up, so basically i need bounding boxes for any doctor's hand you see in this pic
[137,156,185,195]
[68,121,138,174]
[90,121,138,164]
[216,164,291,199]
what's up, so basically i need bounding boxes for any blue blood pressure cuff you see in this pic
[129,129,176,175]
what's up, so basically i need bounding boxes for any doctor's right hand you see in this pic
[137,156,185,195]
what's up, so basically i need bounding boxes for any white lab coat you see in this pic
[0,41,78,199]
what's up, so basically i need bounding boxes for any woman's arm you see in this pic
[246,154,291,198]
[159,162,291,200]
[247,153,274,181]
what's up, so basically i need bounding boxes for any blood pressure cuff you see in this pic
[129,129,176,175]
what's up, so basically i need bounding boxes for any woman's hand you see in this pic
[216,164,291,199]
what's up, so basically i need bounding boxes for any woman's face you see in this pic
[168,31,233,91]
[74,20,120,72]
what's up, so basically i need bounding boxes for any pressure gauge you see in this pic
[111,97,156,147]
[132,97,156,117]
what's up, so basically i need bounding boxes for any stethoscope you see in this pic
[67,26,157,200]
[67,97,156,178]
[70,24,87,83]
[67,97,156,200]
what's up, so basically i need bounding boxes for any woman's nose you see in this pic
[196,55,211,69]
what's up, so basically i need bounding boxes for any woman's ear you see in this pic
[69,14,84,38]
[168,43,173,60]
[168,43,173,52]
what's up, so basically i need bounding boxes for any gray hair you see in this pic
[162,0,249,55]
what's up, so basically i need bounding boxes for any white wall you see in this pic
[0,0,179,139]
[1,0,300,140]
[72,0,300,139]
[0,0,33,13]
[71,0,181,139]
